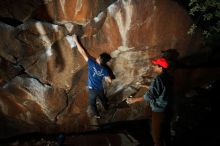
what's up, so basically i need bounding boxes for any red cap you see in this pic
[152,57,169,68]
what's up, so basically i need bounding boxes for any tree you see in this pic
[187,0,220,44]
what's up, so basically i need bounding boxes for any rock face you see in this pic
[0,0,219,138]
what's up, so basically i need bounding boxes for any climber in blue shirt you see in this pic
[72,35,112,118]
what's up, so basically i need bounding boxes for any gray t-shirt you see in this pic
[144,71,173,112]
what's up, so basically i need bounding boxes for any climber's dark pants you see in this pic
[88,89,108,116]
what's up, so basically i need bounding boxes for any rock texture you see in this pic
[0,0,219,138]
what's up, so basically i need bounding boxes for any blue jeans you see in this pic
[88,89,108,116]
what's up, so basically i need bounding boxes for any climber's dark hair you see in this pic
[99,52,111,65]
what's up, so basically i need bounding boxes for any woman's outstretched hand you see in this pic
[126,96,136,104]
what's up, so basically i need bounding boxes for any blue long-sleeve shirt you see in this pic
[144,71,173,112]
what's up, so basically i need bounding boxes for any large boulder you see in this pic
[1,0,219,138]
